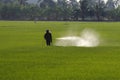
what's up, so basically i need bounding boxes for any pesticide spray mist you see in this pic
[55,28,100,47]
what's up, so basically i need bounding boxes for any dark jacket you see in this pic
[44,32,52,42]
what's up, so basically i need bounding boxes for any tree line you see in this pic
[0,0,120,21]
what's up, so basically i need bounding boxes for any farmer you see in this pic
[44,30,52,46]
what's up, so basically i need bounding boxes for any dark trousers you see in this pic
[46,40,51,46]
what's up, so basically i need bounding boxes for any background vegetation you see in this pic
[0,0,120,21]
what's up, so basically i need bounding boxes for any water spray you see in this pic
[55,28,100,47]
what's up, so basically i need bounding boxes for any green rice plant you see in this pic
[0,21,120,80]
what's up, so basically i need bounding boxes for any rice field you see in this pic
[0,21,120,80]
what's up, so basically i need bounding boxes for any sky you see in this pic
[104,0,108,3]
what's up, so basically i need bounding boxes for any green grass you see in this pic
[0,21,120,80]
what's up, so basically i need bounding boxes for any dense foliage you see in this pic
[0,0,120,21]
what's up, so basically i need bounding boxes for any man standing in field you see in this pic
[44,30,52,46]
